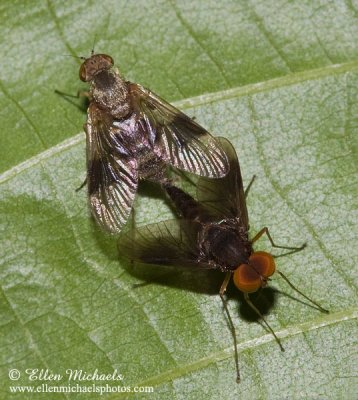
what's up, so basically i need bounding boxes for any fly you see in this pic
[117,137,328,382]
[78,51,229,233]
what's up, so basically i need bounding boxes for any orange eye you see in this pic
[233,252,276,293]
[233,264,261,293]
[249,251,275,278]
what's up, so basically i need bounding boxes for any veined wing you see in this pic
[196,137,249,228]
[86,103,138,233]
[129,83,229,178]
[118,219,216,269]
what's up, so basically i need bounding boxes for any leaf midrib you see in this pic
[111,308,357,396]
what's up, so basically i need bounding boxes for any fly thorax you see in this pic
[112,113,137,138]
[200,223,251,270]
[92,70,131,118]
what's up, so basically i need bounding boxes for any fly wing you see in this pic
[129,83,229,178]
[86,103,138,233]
[118,219,216,269]
[196,137,249,228]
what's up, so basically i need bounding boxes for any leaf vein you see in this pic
[0,80,46,149]
[168,0,230,87]
[114,308,358,393]
[1,61,358,183]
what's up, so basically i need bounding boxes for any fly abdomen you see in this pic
[164,184,207,221]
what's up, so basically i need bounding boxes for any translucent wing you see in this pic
[196,137,249,228]
[129,83,229,178]
[118,219,216,269]
[86,103,138,233]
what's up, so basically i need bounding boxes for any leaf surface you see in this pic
[0,1,357,399]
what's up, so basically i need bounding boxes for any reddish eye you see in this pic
[249,251,275,278]
[101,54,114,66]
[233,264,261,293]
[79,63,87,82]
[233,252,276,293]
[78,54,114,82]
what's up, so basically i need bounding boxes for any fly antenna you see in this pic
[91,35,97,55]
[60,54,86,60]
[277,270,329,313]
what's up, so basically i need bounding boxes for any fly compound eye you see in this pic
[79,54,114,82]
[233,252,276,293]
[100,54,114,67]
[249,251,275,278]
[79,63,87,82]
[233,264,261,293]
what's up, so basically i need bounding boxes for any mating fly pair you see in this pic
[77,52,328,381]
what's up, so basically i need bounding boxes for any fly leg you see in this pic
[251,227,305,252]
[244,293,284,351]
[55,89,91,99]
[276,271,329,313]
[244,175,256,198]
[128,207,137,270]
[219,272,240,383]
[76,178,87,192]
[54,89,91,112]
[252,228,328,313]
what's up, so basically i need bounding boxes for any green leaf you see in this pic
[1,1,357,399]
